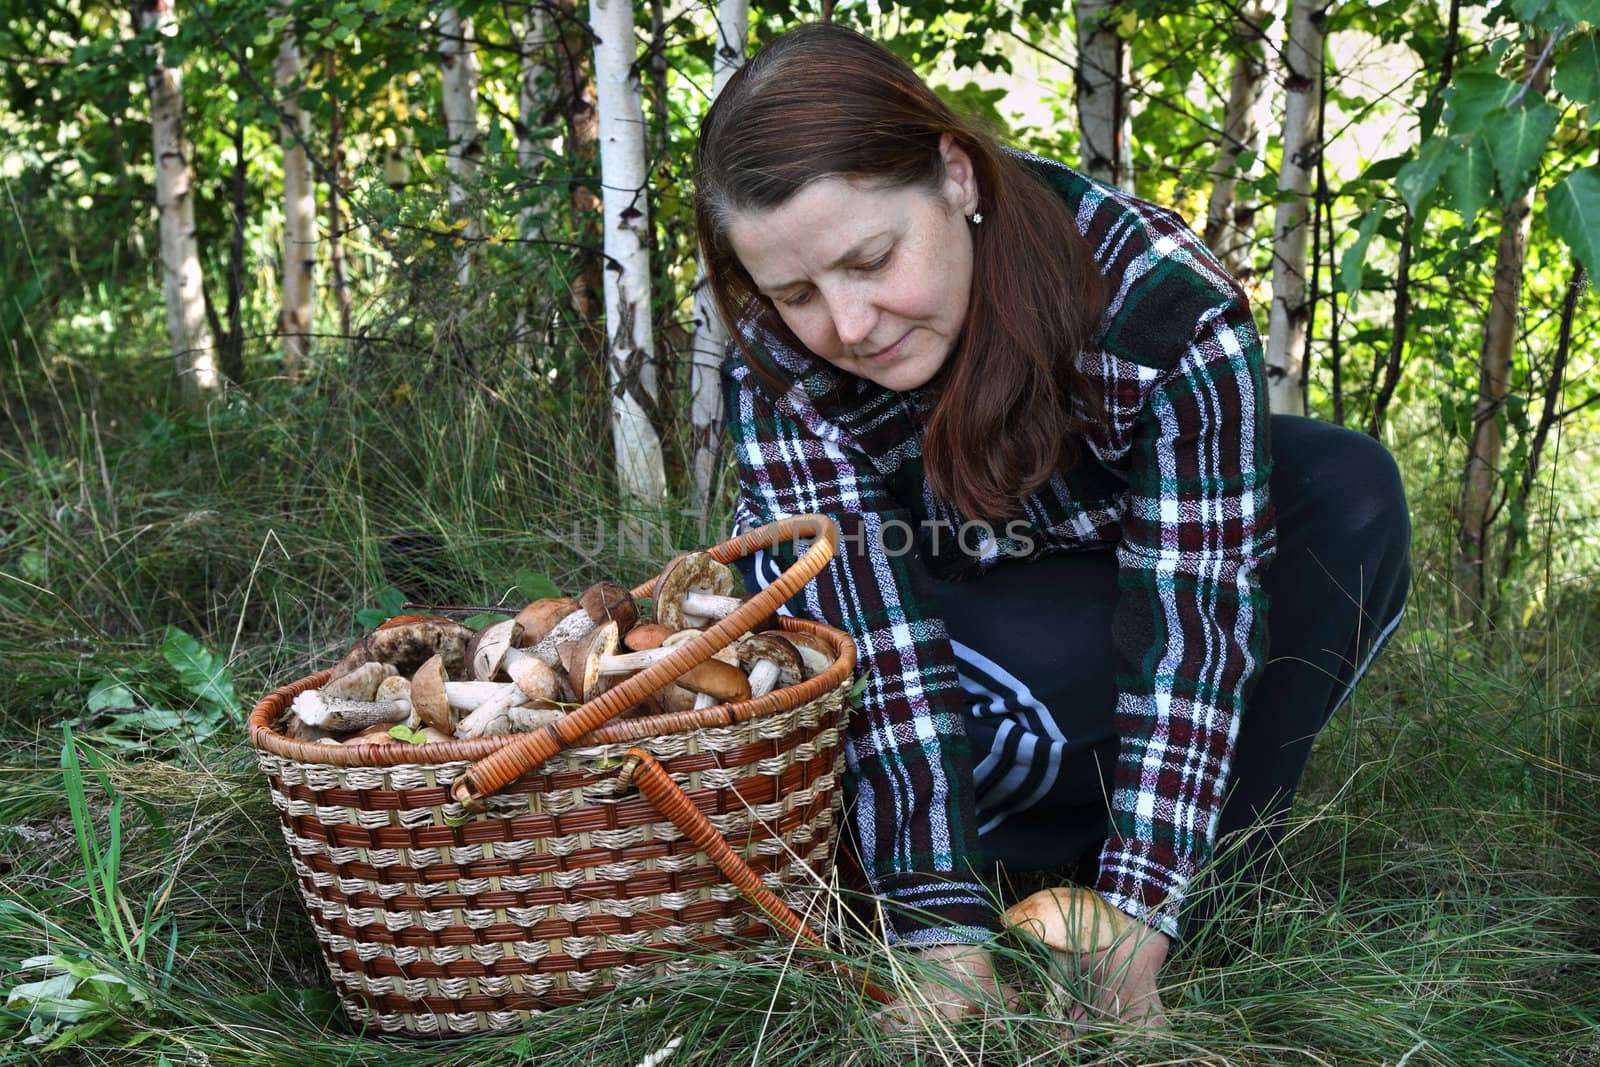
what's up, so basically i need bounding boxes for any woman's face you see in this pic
[724,136,979,392]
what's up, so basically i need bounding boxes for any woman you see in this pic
[695,23,1410,1028]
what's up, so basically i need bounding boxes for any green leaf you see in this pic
[1485,99,1559,199]
[1396,138,1449,213]
[1446,71,1518,133]
[461,612,510,630]
[515,570,562,601]
[1360,154,1409,183]
[87,677,138,713]
[1553,34,1600,108]
[1443,134,1495,223]
[1340,205,1386,294]
[1556,0,1600,24]
[1547,166,1600,271]
[160,627,236,717]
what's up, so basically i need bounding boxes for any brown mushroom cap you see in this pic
[571,620,621,700]
[737,633,803,694]
[1002,887,1134,954]
[653,552,739,631]
[330,616,474,680]
[513,597,581,647]
[409,655,454,734]
[623,622,672,652]
[675,659,751,704]
[580,581,638,634]
[508,656,563,702]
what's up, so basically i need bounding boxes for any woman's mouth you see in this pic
[861,333,909,361]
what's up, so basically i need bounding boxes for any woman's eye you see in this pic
[860,251,891,272]
[780,289,814,308]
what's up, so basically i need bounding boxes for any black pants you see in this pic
[936,415,1411,939]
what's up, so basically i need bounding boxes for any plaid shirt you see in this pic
[722,155,1275,944]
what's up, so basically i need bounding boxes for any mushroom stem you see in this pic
[680,590,742,624]
[747,658,781,698]
[292,691,411,732]
[528,608,595,667]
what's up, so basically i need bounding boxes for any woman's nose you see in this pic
[831,287,877,348]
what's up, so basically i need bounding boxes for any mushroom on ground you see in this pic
[1003,887,1135,955]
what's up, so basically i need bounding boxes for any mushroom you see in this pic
[468,618,572,700]
[345,722,407,746]
[517,581,634,669]
[512,597,580,647]
[322,661,397,702]
[567,621,622,701]
[735,633,803,698]
[653,552,744,630]
[675,659,751,710]
[413,654,565,738]
[328,616,474,681]
[780,631,835,679]
[584,627,735,679]
[623,622,672,652]
[291,690,411,733]
[456,656,566,739]
[1003,887,1134,955]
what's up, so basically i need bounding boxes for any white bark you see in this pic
[1264,0,1328,415]
[688,0,749,512]
[1204,0,1275,279]
[275,10,316,378]
[1074,0,1134,192]
[439,8,482,287]
[514,4,559,356]
[591,0,667,506]
[138,0,220,404]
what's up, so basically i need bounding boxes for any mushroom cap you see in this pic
[580,581,638,633]
[468,618,524,681]
[408,655,454,734]
[513,597,581,646]
[571,620,621,700]
[330,616,474,680]
[736,633,803,688]
[675,659,751,704]
[508,655,563,702]
[374,675,412,704]
[661,628,739,666]
[1002,888,1134,954]
[654,552,738,631]
[623,622,672,652]
[781,631,835,679]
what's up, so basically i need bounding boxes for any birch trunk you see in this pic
[1454,37,1550,623]
[515,5,557,356]
[1074,0,1134,192]
[552,0,604,331]
[439,8,482,287]
[688,0,748,512]
[1263,0,1328,415]
[276,11,316,378]
[326,51,352,340]
[1204,0,1275,279]
[137,0,220,404]
[590,0,667,506]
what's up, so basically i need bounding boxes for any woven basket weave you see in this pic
[249,516,857,1037]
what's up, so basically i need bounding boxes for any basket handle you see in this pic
[450,513,840,810]
[617,747,894,1005]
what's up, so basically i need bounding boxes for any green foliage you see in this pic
[1547,165,1600,270]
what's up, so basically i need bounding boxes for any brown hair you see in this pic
[695,23,1106,522]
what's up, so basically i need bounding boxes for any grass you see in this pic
[3,293,1598,1065]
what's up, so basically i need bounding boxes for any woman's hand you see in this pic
[872,942,1018,1032]
[1078,925,1171,1029]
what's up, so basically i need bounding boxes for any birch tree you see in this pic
[275,8,316,378]
[439,8,482,287]
[687,0,748,512]
[590,0,667,506]
[135,0,221,404]
[1074,0,1133,192]
[1454,37,1552,622]
[515,4,559,355]
[1204,0,1275,279]
[1263,0,1328,415]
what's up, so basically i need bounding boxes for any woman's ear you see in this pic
[938,131,980,216]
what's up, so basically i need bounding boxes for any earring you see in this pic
[968,211,984,225]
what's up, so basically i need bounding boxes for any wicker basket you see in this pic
[248,516,859,1037]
